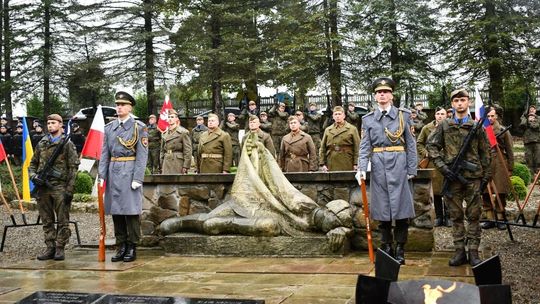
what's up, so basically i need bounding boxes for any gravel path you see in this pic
[1,208,539,303]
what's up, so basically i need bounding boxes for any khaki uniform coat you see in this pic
[280,131,317,172]
[241,129,276,158]
[488,121,514,194]
[417,120,443,194]
[198,128,233,173]
[160,125,192,174]
[319,121,360,171]
[359,107,417,221]
[99,118,149,215]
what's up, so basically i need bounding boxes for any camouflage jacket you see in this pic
[147,124,162,149]
[426,116,492,179]
[29,134,80,193]
[221,121,240,145]
[305,111,322,134]
[519,114,540,144]
[268,105,290,136]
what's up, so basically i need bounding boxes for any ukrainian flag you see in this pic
[21,118,34,200]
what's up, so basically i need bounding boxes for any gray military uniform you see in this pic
[99,117,148,244]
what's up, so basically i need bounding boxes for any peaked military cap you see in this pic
[372,77,396,92]
[115,91,136,106]
[450,88,469,100]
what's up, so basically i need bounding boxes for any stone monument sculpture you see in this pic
[159,132,352,251]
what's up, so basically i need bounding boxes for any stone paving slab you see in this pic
[0,249,476,304]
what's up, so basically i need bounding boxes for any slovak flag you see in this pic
[475,88,497,148]
[157,95,173,132]
[81,105,105,160]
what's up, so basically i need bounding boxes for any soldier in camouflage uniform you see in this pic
[259,112,272,134]
[146,114,161,174]
[294,111,308,132]
[410,109,425,136]
[29,114,80,261]
[99,91,148,263]
[345,102,361,129]
[427,88,491,267]
[519,105,540,175]
[160,110,192,174]
[191,116,208,171]
[241,115,276,158]
[415,103,428,122]
[305,102,323,153]
[268,102,289,158]
[221,112,240,166]
[238,100,259,131]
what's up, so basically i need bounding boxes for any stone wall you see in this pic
[142,170,435,251]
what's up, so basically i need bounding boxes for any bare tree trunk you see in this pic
[43,1,51,119]
[2,0,13,120]
[144,0,156,116]
[210,1,224,120]
[323,0,342,108]
[485,1,503,104]
[388,0,401,88]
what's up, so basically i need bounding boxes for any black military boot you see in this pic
[468,249,482,267]
[380,243,394,258]
[434,217,444,227]
[54,246,65,261]
[123,243,137,262]
[448,248,468,266]
[395,243,406,265]
[37,247,56,261]
[111,243,127,262]
[481,221,496,229]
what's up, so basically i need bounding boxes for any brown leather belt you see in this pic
[372,146,405,153]
[289,153,307,159]
[201,153,223,159]
[331,144,353,152]
[111,156,136,162]
[165,150,181,154]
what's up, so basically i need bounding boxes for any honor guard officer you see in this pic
[30,114,80,261]
[99,91,149,262]
[160,109,192,174]
[319,106,360,172]
[358,77,417,265]
[427,88,491,267]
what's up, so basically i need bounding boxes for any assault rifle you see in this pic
[30,126,73,196]
[440,107,488,198]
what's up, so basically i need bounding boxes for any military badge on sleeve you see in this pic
[141,137,149,147]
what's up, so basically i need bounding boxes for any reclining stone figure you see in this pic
[159,132,352,251]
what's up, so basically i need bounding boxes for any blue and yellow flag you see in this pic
[21,118,34,201]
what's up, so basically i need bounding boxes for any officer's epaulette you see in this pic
[104,120,115,128]
[398,107,412,114]
[136,120,147,128]
[363,111,375,118]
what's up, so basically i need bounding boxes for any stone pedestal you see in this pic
[159,233,349,257]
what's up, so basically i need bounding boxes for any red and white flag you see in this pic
[157,95,173,132]
[81,105,105,160]
[0,138,6,163]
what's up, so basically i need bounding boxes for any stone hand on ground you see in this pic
[326,227,352,251]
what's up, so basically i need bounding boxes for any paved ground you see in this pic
[0,248,476,303]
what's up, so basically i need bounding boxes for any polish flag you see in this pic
[81,105,105,160]
[157,95,173,132]
[475,88,497,148]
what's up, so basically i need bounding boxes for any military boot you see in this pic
[434,217,444,227]
[481,210,496,229]
[468,249,482,267]
[123,243,137,262]
[54,246,65,261]
[37,247,56,261]
[395,243,406,265]
[448,248,468,266]
[111,243,127,262]
[380,243,394,258]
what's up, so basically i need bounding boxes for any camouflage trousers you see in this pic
[147,147,160,174]
[524,142,540,175]
[445,179,482,250]
[37,188,71,248]
[232,144,240,167]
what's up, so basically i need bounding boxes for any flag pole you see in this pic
[0,178,17,225]
[4,157,27,224]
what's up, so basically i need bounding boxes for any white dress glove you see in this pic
[98,178,105,187]
[131,181,142,190]
[407,174,415,180]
